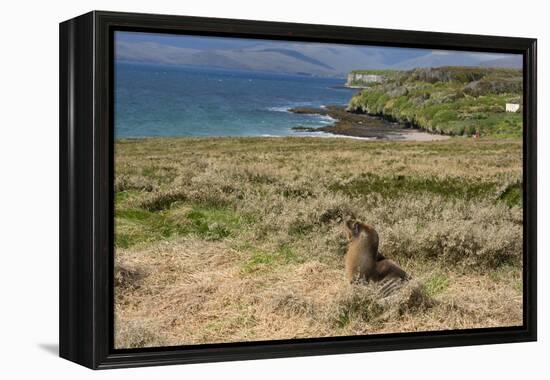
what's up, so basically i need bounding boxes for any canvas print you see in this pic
[113,31,523,349]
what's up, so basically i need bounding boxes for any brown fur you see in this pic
[344,220,409,284]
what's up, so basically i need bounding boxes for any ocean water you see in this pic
[114,62,357,138]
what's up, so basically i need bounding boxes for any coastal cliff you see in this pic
[345,67,523,137]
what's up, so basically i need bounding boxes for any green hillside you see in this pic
[347,67,523,137]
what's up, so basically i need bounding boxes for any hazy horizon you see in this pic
[115,31,522,78]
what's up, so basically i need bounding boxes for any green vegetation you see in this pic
[115,207,187,248]
[330,173,498,201]
[498,182,523,207]
[242,245,302,274]
[347,67,523,137]
[115,202,253,248]
[424,273,450,297]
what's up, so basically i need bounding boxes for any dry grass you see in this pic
[114,136,523,348]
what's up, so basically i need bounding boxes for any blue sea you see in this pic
[114,62,357,138]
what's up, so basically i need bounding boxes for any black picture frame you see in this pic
[59,10,537,369]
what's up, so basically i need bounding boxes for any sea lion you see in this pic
[344,220,409,293]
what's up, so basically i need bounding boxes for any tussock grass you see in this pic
[114,137,522,348]
[329,285,385,327]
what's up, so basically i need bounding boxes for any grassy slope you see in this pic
[347,67,523,137]
[114,137,523,348]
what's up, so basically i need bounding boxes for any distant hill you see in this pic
[391,52,521,70]
[480,56,523,68]
[116,39,522,78]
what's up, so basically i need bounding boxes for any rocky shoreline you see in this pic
[289,105,449,141]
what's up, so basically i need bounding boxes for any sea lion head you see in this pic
[344,219,379,251]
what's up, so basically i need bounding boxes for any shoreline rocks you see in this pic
[289,105,448,141]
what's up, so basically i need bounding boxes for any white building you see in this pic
[506,103,520,113]
[346,73,385,87]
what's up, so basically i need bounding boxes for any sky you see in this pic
[115,31,522,78]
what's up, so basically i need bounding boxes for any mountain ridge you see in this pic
[116,40,522,78]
